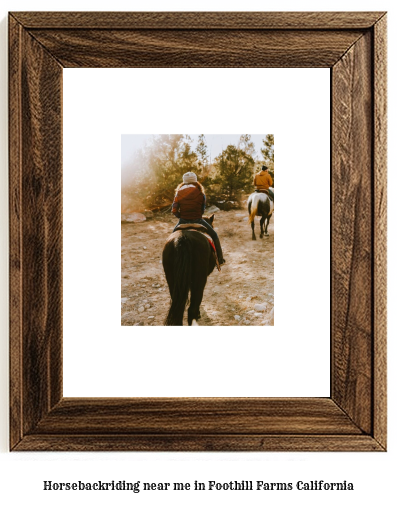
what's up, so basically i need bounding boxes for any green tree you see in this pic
[260,134,274,180]
[196,134,208,168]
[239,134,256,158]
[146,134,198,204]
[213,144,255,199]
[196,134,214,185]
[261,134,274,163]
[121,134,199,210]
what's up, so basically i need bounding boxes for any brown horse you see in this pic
[162,215,216,326]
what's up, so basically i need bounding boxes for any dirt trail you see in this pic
[121,207,274,326]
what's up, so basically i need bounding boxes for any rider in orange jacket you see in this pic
[253,165,274,201]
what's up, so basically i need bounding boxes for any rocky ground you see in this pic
[121,204,274,326]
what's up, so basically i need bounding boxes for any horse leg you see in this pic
[264,214,271,236]
[250,219,256,240]
[187,270,207,326]
[163,235,191,326]
[260,216,265,238]
[162,252,175,297]
[188,285,205,325]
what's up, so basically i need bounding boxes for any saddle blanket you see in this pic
[174,224,221,271]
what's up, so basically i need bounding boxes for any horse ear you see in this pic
[209,213,215,224]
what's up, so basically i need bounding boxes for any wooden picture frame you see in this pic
[9,11,387,451]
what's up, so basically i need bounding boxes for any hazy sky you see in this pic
[121,134,271,168]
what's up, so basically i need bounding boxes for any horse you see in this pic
[162,215,216,326]
[247,189,274,240]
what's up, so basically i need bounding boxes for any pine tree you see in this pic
[122,134,199,210]
[239,134,256,158]
[213,144,255,199]
[147,134,198,204]
[260,134,274,180]
[196,134,213,184]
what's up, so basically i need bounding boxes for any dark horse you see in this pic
[162,215,216,326]
[247,190,274,240]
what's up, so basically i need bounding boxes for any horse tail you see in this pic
[164,233,192,326]
[248,199,252,217]
[248,197,257,223]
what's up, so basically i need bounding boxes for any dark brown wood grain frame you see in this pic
[9,11,387,451]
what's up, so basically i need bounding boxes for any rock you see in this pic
[214,201,238,211]
[121,213,146,223]
[224,201,238,210]
[243,217,249,221]
[138,306,145,313]
[121,297,129,304]
[268,307,274,324]
[143,210,154,218]
[144,304,151,309]
[254,303,267,312]
[235,213,245,217]
[262,308,275,326]
[121,311,135,323]
[254,312,262,317]
[234,315,241,321]
[147,316,155,319]
[205,205,220,214]
[134,322,145,326]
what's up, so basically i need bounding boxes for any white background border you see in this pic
[63,68,330,397]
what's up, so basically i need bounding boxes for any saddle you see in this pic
[255,188,274,202]
[174,223,209,234]
[174,224,221,271]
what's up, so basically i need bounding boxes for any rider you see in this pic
[172,171,225,265]
[253,165,274,201]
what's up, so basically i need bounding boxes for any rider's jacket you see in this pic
[253,170,273,190]
[172,183,206,220]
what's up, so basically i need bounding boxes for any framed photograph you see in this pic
[9,11,387,451]
[120,133,276,328]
